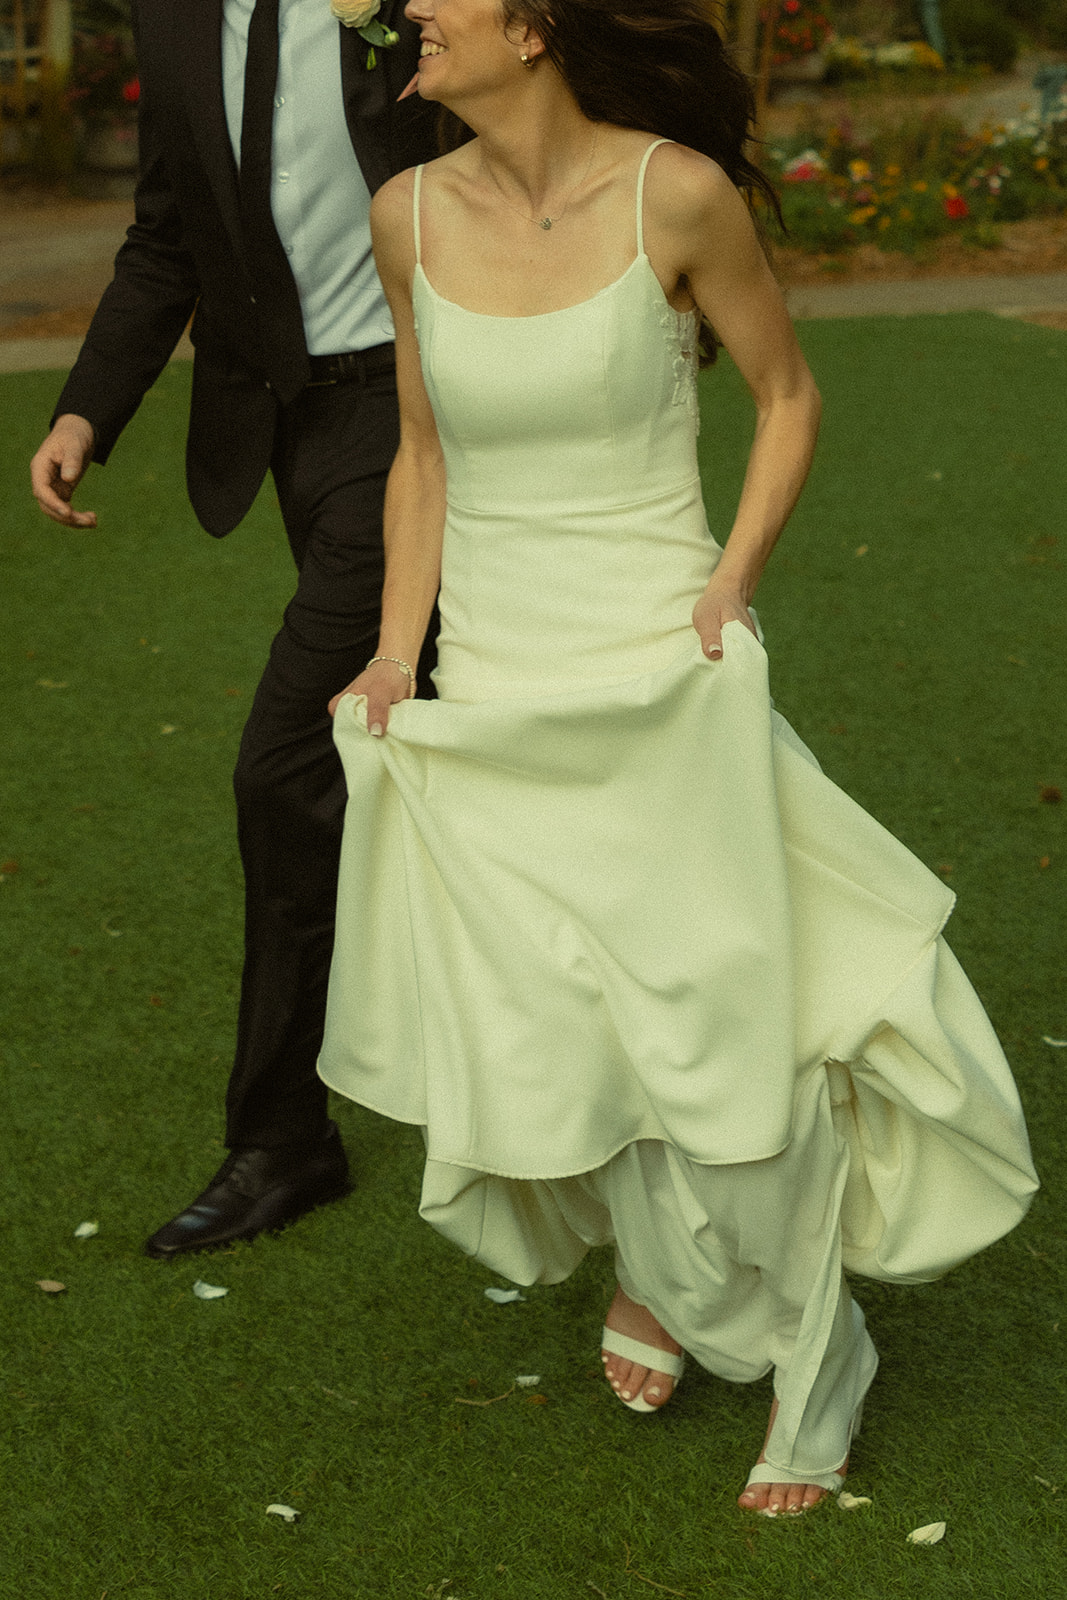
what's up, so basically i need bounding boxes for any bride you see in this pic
[320,0,1037,1515]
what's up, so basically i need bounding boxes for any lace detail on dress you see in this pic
[659,302,700,433]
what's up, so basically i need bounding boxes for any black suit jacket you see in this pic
[55,0,438,535]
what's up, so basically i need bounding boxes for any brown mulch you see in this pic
[771,213,1067,286]
[2,303,106,340]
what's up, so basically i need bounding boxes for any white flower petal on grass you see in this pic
[837,1491,872,1510]
[192,1280,229,1300]
[1034,1476,1059,1491]
[908,1521,946,1545]
[484,1287,525,1304]
[515,1375,541,1387]
[266,1503,300,1522]
[73,1221,99,1239]
[35,1279,66,1294]
[1041,1036,1067,1048]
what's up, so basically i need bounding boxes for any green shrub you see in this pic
[942,0,1020,72]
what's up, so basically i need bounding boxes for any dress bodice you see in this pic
[413,251,702,517]
[411,140,722,702]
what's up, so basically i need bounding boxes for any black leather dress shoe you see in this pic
[143,1122,351,1259]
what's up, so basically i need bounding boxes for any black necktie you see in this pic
[239,0,309,403]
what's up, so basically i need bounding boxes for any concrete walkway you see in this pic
[3,275,1065,376]
[784,271,1067,320]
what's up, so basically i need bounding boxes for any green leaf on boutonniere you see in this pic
[357,21,399,70]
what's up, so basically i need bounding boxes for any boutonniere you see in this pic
[331,0,399,69]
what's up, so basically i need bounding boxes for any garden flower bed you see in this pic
[766,94,1067,254]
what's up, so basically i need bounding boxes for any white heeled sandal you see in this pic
[743,1394,866,1511]
[600,1326,686,1413]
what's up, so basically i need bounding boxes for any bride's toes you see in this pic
[601,1284,684,1409]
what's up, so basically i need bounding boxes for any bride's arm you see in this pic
[647,145,822,660]
[328,171,446,733]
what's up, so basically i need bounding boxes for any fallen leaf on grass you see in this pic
[35,1280,66,1294]
[73,1221,99,1239]
[837,1491,872,1510]
[908,1521,946,1545]
[484,1287,524,1304]
[455,1385,515,1408]
[1042,1036,1067,1048]
[192,1280,229,1300]
[266,1503,299,1522]
[515,1375,541,1387]
[1039,786,1062,804]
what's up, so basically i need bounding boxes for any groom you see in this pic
[30,0,438,1257]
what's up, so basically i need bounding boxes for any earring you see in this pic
[520,52,536,67]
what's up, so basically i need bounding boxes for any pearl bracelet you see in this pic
[366,655,417,698]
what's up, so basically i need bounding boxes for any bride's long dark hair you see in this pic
[439,0,778,364]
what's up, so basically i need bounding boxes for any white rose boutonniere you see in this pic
[331,0,399,69]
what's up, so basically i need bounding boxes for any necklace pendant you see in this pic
[540,217,552,230]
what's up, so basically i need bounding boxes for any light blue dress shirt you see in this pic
[222,0,395,355]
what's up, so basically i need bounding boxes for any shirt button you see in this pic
[285,245,293,255]
[278,170,290,182]
[274,96,285,108]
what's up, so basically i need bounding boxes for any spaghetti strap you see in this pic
[635,138,673,257]
[413,164,424,266]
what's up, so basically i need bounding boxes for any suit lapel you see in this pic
[181,0,244,258]
[339,13,391,193]
[339,2,429,194]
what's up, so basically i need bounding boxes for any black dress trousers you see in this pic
[227,365,436,1150]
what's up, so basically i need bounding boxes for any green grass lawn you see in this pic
[2,314,1065,1599]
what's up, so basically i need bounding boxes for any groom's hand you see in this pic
[31,415,98,527]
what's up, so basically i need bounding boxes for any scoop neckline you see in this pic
[414,253,695,323]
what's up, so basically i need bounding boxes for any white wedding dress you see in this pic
[318,141,1037,1483]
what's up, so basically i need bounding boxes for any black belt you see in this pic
[305,343,395,387]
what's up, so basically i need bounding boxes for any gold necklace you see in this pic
[483,128,600,231]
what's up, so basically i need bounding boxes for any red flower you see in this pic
[943,194,969,219]
[122,77,140,103]
[783,160,822,182]
[784,0,801,10]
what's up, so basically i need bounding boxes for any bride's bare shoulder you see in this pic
[642,140,746,226]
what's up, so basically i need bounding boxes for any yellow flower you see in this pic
[898,206,913,222]
[1035,157,1049,171]
[942,182,959,198]
[912,179,928,193]
[878,215,891,231]
[848,159,872,182]
[848,205,877,225]
[885,164,902,178]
